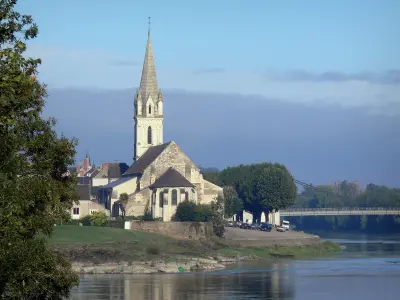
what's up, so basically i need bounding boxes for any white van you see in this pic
[282,220,290,231]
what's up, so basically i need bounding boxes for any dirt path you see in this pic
[224,227,321,247]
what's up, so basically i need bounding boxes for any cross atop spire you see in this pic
[138,17,158,103]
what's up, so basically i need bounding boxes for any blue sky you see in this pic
[19,0,399,74]
[15,0,400,186]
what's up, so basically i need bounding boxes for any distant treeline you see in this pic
[203,167,400,232]
[288,181,400,233]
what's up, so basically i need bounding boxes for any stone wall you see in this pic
[127,221,214,240]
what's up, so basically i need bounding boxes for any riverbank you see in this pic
[50,226,340,274]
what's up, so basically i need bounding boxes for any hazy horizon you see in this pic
[44,87,399,188]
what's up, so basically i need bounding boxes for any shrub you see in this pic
[174,201,213,222]
[146,245,160,255]
[142,210,154,221]
[80,215,92,226]
[90,211,109,226]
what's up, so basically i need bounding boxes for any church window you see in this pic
[172,189,177,205]
[148,105,152,114]
[147,126,152,144]
[164,192,169,205]
[185,192,189,201]
[159,192,164,208]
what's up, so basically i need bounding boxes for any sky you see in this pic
[15,0,400,187]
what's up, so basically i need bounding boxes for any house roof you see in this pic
[78,177,92,185]
[85,168,99,178]
[124,142,171,176]
[101,176,137,189]
[150,168,195,189]
[94,162,130,179]
[76,184,91,200]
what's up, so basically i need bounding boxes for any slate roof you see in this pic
[139,30,159,104]
[150,168,195,189]
[85,168,99,178]
[124,142,171,176]
[76,184,91,200]
[94,162,130,179]
[101,176,137,189]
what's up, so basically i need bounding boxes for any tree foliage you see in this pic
[0,1,79,297]
[217,163,297,221]
[223,186,243,218]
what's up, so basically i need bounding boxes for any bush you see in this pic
[146,245,160,255]
[90,211,108,226]
[142,210,154,221]
[80,215,92,226]
[174,201,213,222]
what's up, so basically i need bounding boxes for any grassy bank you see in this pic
[49,226,340,264]
[217,241,341,259]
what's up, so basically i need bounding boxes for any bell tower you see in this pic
[133,18,164,161]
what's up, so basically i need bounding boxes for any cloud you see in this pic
[44,88,400,188]
[26,44,400,116]
[265,70,400,85]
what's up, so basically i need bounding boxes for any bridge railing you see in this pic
[281,207,400,212]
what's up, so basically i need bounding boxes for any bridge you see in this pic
[280,207,400,217]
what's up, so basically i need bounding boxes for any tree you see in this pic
[210,195,225,237]
[117,192,129,218]
[218,163,297,222]
[223,186,243,219]
[0,1,79,298]
[254,163,297,222]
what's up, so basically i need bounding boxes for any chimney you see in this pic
[83,157,89,172]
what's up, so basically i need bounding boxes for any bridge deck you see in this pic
[280,208,400,217]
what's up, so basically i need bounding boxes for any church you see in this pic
[97,27,223,221]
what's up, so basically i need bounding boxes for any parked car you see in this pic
[250,223,260,230]
[259,223,273,232]
[281,220,290,231]
[240,223,251,229]
[276,226,286,232]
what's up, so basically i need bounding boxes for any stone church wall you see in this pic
[127,221,214,240]
[125,188,151,216]
[140,142,205,200]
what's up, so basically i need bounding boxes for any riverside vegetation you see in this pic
[50,225,340,274]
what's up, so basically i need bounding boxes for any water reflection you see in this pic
[71,261,295,300]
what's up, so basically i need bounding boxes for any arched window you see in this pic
[147,126,152,144]
[148,105,152,114]
[172,190,177,205]
[159,192,163,208]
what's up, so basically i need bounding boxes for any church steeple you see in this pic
[138,17,159,103]
[133,18,164,161]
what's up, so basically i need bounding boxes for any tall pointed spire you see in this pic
[139,17,158,102]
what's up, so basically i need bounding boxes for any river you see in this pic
[70,233,400,299]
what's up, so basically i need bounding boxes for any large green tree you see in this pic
[253,163,297,221]
[0,1,79,298]
[218,163,297,222]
